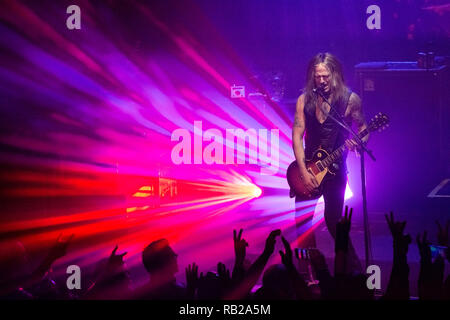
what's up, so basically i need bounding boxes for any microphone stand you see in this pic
[313,87,375,269]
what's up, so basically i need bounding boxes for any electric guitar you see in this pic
[287,112,389,201]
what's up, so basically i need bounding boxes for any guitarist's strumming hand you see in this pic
[299,167,319,193]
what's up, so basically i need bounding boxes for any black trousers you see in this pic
[295,172,362,274]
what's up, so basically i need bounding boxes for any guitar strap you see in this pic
[330,89,352,151]
[319,89,352,151]
[316,89,352,168]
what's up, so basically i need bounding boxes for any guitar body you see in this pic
[287,148,332,201]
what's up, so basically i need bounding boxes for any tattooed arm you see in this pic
[292,95,307,172]
[344,92,369,150]
[292,94,318,192]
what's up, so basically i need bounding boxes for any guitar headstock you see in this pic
[368,112,390,133]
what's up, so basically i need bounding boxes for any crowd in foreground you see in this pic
[1,207,449,300]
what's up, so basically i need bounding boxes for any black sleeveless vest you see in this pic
[303,89,352,174]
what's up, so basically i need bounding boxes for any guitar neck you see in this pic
[321,128,369,169]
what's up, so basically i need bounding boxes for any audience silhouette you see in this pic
[1,208,449,300]
[133,238,186,300]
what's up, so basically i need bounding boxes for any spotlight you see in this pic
[252,185,262,198]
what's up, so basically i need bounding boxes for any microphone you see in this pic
[313,83,326,94]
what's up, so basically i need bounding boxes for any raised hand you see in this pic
[217,262,231,291]
[217,262,230,281]
[233,229,248,266]
[335,206,352,252]
[380,212,413,300]
[263,229,281,256]
[229,229,281,300]
[340,206,352,233]
[416,232,432,265]
[109,245,127,263]
[92,245,127,285]
[385,211,411,256]
[279,236,312,299]
[186,262,202,293]
[103,245,127,276]
[279,236,294,269]
[417,231,445,299]
[385,211,407,239]
[47,233,74,262]
[32,234,75,285]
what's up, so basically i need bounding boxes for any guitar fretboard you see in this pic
[321,128,369,169]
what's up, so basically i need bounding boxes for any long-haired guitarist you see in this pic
[292,53,368,273]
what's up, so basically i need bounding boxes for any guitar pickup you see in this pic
[316,161,325,171]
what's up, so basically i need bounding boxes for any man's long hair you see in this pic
[304,52,348,107]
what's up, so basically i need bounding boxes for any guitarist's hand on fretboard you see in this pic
[344,139,359,151]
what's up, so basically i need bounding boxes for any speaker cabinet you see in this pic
[354,62,449,210]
